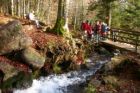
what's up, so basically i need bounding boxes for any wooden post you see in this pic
[112,29,115,41]
[110,29,113,40]
[135,35,138,53]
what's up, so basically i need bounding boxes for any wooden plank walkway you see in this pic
[101,39,140,54]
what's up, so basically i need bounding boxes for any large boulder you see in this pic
[0,20,32,55]
[0,61,32,89]
[0,56,32,89]
[22,47,45,69]
[0,61,19,81]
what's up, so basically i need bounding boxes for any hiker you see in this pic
[26,11,40,28]
[87,21,93,40]
[93,20,100,43]
[81,20,89,40]
[101,22,109,40]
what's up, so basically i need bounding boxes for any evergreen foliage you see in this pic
[88,0,140,30]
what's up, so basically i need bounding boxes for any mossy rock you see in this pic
[1,71,33,89]
[102,55,128,72]
[22,47,45,69]
[85,84,96,93]
[103,75,119,88]
[0,20,32,55]
[53,64,62,74]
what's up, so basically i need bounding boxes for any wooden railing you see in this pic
[107,28,140,53]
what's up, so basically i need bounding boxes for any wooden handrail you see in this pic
[111,28,140,34]
[107,29,140,53]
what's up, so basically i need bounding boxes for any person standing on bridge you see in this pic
[101,22,109,40]
[93,20,100,43]
[81,20,89,40]
[87,21,93,40]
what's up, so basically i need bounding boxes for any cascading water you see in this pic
[14,59,108,93]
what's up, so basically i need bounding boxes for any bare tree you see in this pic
[63,0,70,32]
[11,0,14,15]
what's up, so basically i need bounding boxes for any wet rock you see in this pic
[0,20,32,55]
[90,79,101,87]
[103,76,118,86]
[100,49,111,56]
[94,46,111,56]
[22,47,45,69]
[80,64,88,70]
[103,56,128,72]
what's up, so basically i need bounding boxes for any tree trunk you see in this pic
[0,2,4,14]
[81,0,84,22]
[53,0,65,35]
[26,0,30,14]
[16,0,20,16]
[23,0,26,18]
[11,0,14,15]
[106,3,112,27]
[63,0,70,32]
[53,0,70,36]
[47,0,51,25]
[74,0,78,31]
[37,0,40,15]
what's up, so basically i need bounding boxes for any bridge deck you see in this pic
[101,39,140,54]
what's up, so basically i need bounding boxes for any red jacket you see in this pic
[87,24,92,35]
[81,22,88,31]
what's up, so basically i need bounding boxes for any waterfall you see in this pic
[14,60,108,93]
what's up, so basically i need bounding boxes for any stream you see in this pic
[14,56,110,93]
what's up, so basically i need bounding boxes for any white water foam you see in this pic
[14,61,107,93]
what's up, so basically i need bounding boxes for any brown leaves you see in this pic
[0,56,29,72]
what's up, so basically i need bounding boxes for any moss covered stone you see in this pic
[0,20,32,55]
[1,72,32,89]
[22,47,45,69]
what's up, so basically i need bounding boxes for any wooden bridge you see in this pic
[100,28,140,54]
